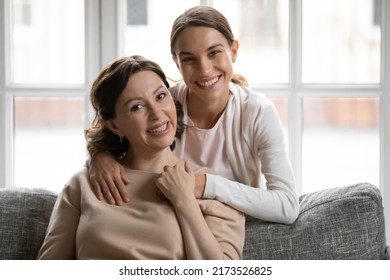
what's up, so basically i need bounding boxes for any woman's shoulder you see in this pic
[56,167,88,205]
[229,83,277,120]
[230,83,273,107]
[66,167,90,187]
[169,81,187,103]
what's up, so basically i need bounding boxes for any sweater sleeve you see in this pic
[199,200,245,259]
[37,178,81,259]
[204,173,298,224]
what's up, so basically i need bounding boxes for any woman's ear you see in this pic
[104,119,121,137]
[231,39,239,62]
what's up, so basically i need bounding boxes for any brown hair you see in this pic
[170,5,248,87]
[85,55,184,159]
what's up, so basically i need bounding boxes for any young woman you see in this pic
[38,55,245,260]
[89,6,299,224]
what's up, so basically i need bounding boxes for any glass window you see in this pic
[127,0,147,25]
[302,97,379,193]
[14,97,86,192]
[214,0,289,84]
[125,0,289,84]
[9,0,87,192]
[302,0,381,84]
[125,0,199,80]
[11,0,85,84]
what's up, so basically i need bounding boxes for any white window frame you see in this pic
[1,0,389,241]
[0,0,101,186]
[256,0,389,241]
[381,0,390,244]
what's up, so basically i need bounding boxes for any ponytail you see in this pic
[231,73,249,87]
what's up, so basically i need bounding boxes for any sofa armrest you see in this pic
[243,183,388,260]
[0,187,57,260]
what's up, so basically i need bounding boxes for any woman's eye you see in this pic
[130,104,143,112]
[182,57,194,63]
[156,92,167,100]
[210,50,221,57]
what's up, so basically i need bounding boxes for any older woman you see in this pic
[37,55,244,260]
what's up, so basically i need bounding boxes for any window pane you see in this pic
[302,0,381,84]
[302,97,379,193]
[214,0,289,84]
[11,0,85,84]
[125,0,289,84]
[125,0,199,80]
[14,97,86,192]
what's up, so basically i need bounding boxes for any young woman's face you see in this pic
[173,26,238,103]
[107,70,177,153]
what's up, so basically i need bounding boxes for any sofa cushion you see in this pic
[244,183,388,259]
[0,187,57,260]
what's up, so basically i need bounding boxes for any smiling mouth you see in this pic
[196,76,220,88]
[148,122,168,133]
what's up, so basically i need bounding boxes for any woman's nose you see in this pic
[149,104,162,119]
[198,57,212,74]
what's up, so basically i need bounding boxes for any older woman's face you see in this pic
[109,70,177,153]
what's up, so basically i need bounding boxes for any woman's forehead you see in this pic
[175,26,227,50]
[121,71,165,99]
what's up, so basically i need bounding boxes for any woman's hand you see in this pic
[154,161,195,204]
[154,160,231,259]
[89,152,130,205]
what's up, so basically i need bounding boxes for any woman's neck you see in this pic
[187,92,229,129]
[120,147,181,173]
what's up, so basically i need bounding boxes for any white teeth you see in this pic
[197,77,219,87]
[149,123,167,133]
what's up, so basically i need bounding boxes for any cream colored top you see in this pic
[172,81,299,223]
[38,167,245,260]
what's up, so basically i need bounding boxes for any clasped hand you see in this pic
[154,161,195,204]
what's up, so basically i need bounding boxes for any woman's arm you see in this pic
[204,174,298,224]
[203,94,299,224]
[37,184,81,259]
[154,161,244,259]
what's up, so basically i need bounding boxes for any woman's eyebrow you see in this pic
[124,85,166,105]
[178,43,223,56]
[152,85,166,95]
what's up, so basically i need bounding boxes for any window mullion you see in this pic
[0,93,14,188]
[0,0,5,187]
[288,0,303,195]
[100,0,121,67]
[85,0,101,129]
[298,86,383,97]
[201,0,213,5]
[380,0,390,244]
[0,0,14,188]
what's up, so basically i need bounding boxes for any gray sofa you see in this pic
[0,182,388,260]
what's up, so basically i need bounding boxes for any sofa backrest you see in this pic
[0,188,57,260]
[1,183,388,260]
[244,183,389,259]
